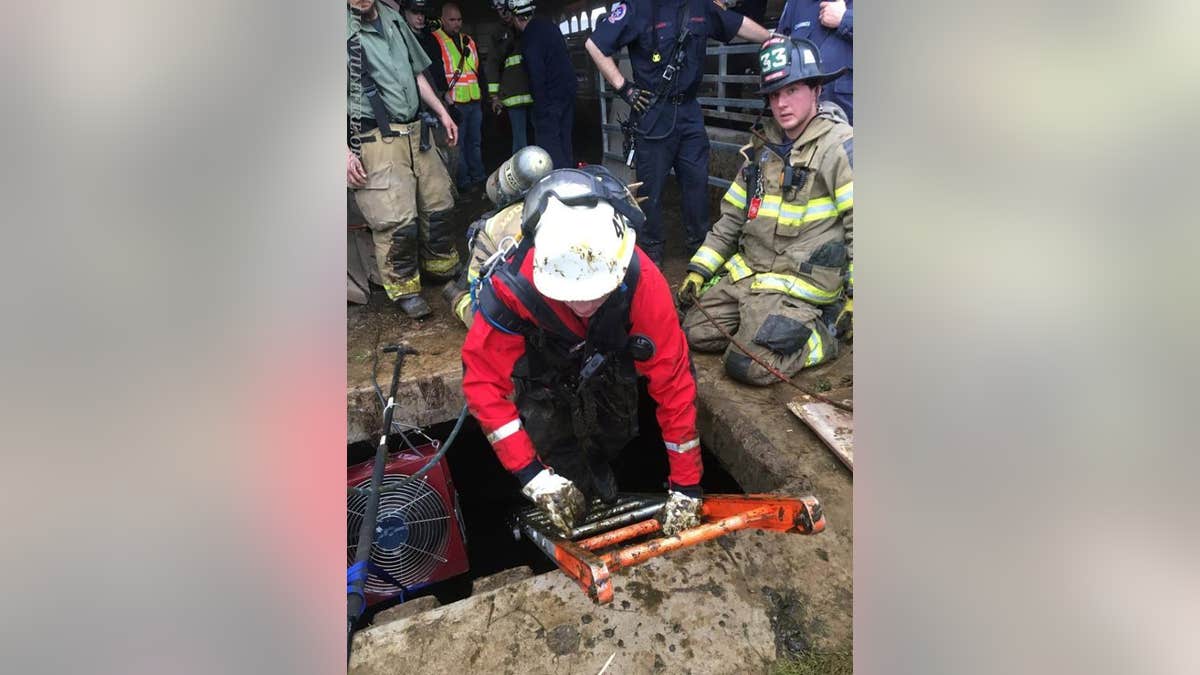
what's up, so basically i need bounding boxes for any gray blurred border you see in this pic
[0,1,346,673]
[857,1,1200,673]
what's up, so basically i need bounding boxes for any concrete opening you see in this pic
[348,380,745,622]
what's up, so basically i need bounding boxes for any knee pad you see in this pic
[389,222,418,246]
[808,240,848,268]
[752,314,811,356]
[684,321,726,353]
[724,351,773,387]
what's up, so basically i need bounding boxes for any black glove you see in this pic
[617,81,654,114]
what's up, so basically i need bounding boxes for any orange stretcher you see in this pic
[512,493,825,604]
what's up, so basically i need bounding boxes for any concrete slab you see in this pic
[472,566,533,595]
[372,595,440,628]
[351,540,780,675]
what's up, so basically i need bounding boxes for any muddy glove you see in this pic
[520,467,586,536]
[677,272,704,307]
[617,81,654,114]
[656,486,703,537]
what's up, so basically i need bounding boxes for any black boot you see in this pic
[395,294,432,320]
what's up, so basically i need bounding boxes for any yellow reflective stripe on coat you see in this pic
[752,273,841,304]
[501,93,533,107]
[803,330,825,367]
[778,197,836,226]
[488,83,500,94]
[723,181,748,208]
[504,54,523,67]
[689,246,726,274]
[846,261,854,292]
[834,181,853,213]
[724,254,754,281]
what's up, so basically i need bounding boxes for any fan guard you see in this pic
[347,473,451,593]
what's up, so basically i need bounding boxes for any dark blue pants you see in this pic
[634,102,710,264]
[456,102,485,188]
[509,105,530,154]
[533,99,574,172]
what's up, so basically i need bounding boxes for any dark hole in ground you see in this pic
[348,379,743,624]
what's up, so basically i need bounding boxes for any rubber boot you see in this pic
[395,294,432,320]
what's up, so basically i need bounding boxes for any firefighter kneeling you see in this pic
[680,37,854,385]
[461,166,705,537]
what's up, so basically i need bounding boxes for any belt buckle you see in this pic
[662,64,676,81]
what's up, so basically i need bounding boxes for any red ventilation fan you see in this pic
[347,442,469,605]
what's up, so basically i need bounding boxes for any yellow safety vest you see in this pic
[434,29,481,103]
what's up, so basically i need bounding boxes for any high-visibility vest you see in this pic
[434,29,481,103]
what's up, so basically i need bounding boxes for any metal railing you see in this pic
[597,41,765,191]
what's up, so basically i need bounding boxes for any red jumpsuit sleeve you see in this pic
[628,250,704,487]
[460,281,540,475]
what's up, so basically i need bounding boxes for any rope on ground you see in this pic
[685,291,853,412]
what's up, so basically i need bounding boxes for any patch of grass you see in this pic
[770,649,852,675]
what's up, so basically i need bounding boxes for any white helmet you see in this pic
[523,167,642,302]
[506,0,536,17]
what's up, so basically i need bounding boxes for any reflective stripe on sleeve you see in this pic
[486,418,522,444]
[504,54,523,67]
[487,83,500,94]
[689,246,726,274]
[664,438,700,453]
[724,254,754,282]
[723,181,748,208]
[834,182,853,212]
[501,93,533,106]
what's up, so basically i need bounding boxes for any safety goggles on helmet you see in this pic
[521,166,645,239]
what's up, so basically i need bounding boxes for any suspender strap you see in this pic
[349,34,398,138]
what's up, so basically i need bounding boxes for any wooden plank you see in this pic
[787,398,854,473]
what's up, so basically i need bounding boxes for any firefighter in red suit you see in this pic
[461,166,703,536]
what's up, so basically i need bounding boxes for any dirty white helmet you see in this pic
[530,197,637,302]
[523,167,642,302]
[506,0,536,17]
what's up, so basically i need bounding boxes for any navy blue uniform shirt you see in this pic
[777,0,853,122]
[590,0,743,102]
[520,15,578,107]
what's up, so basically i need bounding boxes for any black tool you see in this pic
[418,111,440,152]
